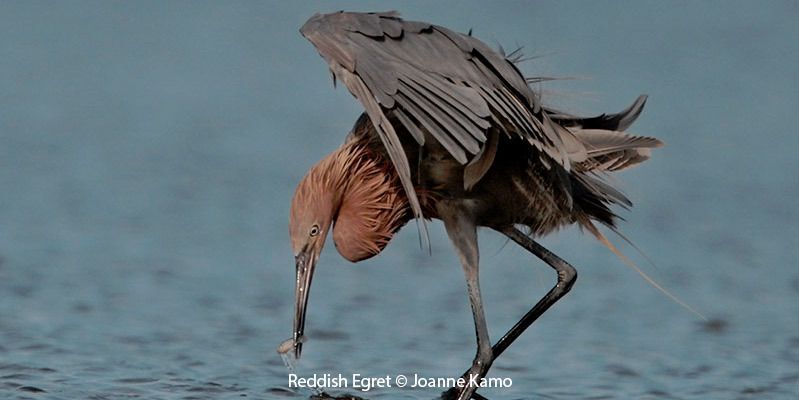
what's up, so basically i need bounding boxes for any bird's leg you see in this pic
[447,227,576,399]
[438,205,492,400]
[489,226,578,361]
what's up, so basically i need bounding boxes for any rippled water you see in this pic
[2,1,798,399]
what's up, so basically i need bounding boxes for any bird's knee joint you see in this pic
[558,266,577,290]
[478,347,493,363]
[472,346,492,365]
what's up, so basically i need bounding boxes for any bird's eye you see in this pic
[309,224,320,237]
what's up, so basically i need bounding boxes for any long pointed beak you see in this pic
[293,249,316,359]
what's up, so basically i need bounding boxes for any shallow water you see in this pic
[2,1,798,399]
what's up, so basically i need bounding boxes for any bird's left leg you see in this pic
[488,226,578,361]
[438,205,492,400]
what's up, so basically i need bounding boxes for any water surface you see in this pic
[1,1,798,399]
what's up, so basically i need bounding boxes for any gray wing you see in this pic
[300,11,588,223]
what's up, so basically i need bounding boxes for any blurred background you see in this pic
[1,1,797,399]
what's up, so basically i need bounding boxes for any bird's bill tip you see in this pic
[293,338,303,359]
[293,249,316,360]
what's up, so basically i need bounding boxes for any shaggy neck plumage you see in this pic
[304,142,410,262]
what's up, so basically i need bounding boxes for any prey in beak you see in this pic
[284,135,406,361]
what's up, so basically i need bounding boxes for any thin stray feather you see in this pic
[585,223,707,321]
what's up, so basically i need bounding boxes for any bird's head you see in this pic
[288,163,337,359]
[287,143,410,359]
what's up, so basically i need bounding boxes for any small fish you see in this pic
[276,335,306,355]
[277,336,321,394]
[276,337,296,355]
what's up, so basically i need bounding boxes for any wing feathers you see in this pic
[300,11,659,226]
[401,73,487,141]
[397,80,481,155]
[335,63,426,226]
[378,14,403,38]
[394,92,469,164]
[301,11,586,167]
[405,71,491,125]
[393,108,425,145]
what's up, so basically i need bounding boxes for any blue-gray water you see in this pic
[1,1,798,399]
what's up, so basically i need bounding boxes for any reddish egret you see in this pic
[288,11,662,400]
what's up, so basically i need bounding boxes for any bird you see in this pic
[288,11,662,400]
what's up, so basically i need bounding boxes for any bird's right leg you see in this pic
[489,226,578,361]
[438,204,493,400]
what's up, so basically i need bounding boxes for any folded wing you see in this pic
[300,11,592,224]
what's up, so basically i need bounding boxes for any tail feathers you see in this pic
[545,94,662,172]
[571,171,630,230]
[603,223,658,271]
[581,220,707,321]
[575,172,632,209]
[577,129,663,156]
[575,130,663,172]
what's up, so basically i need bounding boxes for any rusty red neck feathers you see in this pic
[290,142,410,263]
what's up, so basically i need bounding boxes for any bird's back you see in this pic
[305,11,662,237]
